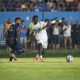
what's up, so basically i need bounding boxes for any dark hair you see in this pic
[61,17,65,20]
[32,15,38,20]
[15,17,21,22]
[45,19,49,22]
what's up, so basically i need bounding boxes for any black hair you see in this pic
[32,15,38,20]
[45,19,49,22]
[61,17,65,20]
[15,17,21,22]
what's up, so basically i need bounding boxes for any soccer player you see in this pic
[6,17,24,62]
[31,15,48,62]
[63,21,72,49]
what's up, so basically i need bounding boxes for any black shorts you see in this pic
[52,35,60,44]
[6,38,16,49]
[6,38,23,55]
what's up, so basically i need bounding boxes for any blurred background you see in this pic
[0,0,80,50]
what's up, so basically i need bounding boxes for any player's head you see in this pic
[7,18,11,24]
[15,17,21,24]
[32,15,38,24]
[61,17,65,22]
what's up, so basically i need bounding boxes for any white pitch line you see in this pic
[1,62,80,65]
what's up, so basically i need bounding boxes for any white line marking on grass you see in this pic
[1,62,80,65]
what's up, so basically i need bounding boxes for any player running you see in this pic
[30,15,49,62]
[6,17,24,62]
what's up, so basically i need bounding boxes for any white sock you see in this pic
[40,55,43,59]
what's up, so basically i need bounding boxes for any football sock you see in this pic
[40,55,43,59]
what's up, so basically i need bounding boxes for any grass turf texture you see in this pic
[0,49,80,80]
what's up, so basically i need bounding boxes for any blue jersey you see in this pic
[7,24,16,39]
[6,23,24,54]
[7,23,21,39]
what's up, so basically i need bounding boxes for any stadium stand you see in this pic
[0,0,80,11]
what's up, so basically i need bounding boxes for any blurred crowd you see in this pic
[4,17,80,50]
[0,0,80,11]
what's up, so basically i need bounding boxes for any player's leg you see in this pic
[36,43,43,60]
[9,39,18,62]
[39,41,48,61]
[9,44,17,62]
[41,48,46,58]
[6,39,16,61]
[38,43,45,62]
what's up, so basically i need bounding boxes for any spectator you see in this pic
[4,19,11,51]
[20,2,27,11]
[72,21,80,49]
[19,20,27,48]
[63,21,72,49]
[38,1,45,11]
[51,21,60,49]
[0,0,80,11]
[59,18,66,48]
[46,19,52,49]
[33,2,40,12]
[4,19,11,37]
[14,1,21,11]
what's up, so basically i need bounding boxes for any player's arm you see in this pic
[41,20,51,30]
[62,25,68,32]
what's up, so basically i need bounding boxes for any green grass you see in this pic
[0,49,80,80]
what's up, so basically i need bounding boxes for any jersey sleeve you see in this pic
[29,22,33,29]
[41,21,47,28]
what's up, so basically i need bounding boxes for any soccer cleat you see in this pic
[39,58,44,62]
[13,57,17,61]
[33,57,39,62]
[36,57,39,60]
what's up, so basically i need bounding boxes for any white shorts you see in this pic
[36,37,48,49]
[35,32,48,48]
[37,40,48,48]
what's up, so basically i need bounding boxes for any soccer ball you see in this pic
[66,55,73,62]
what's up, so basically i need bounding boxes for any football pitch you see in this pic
[0,49,80,80]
